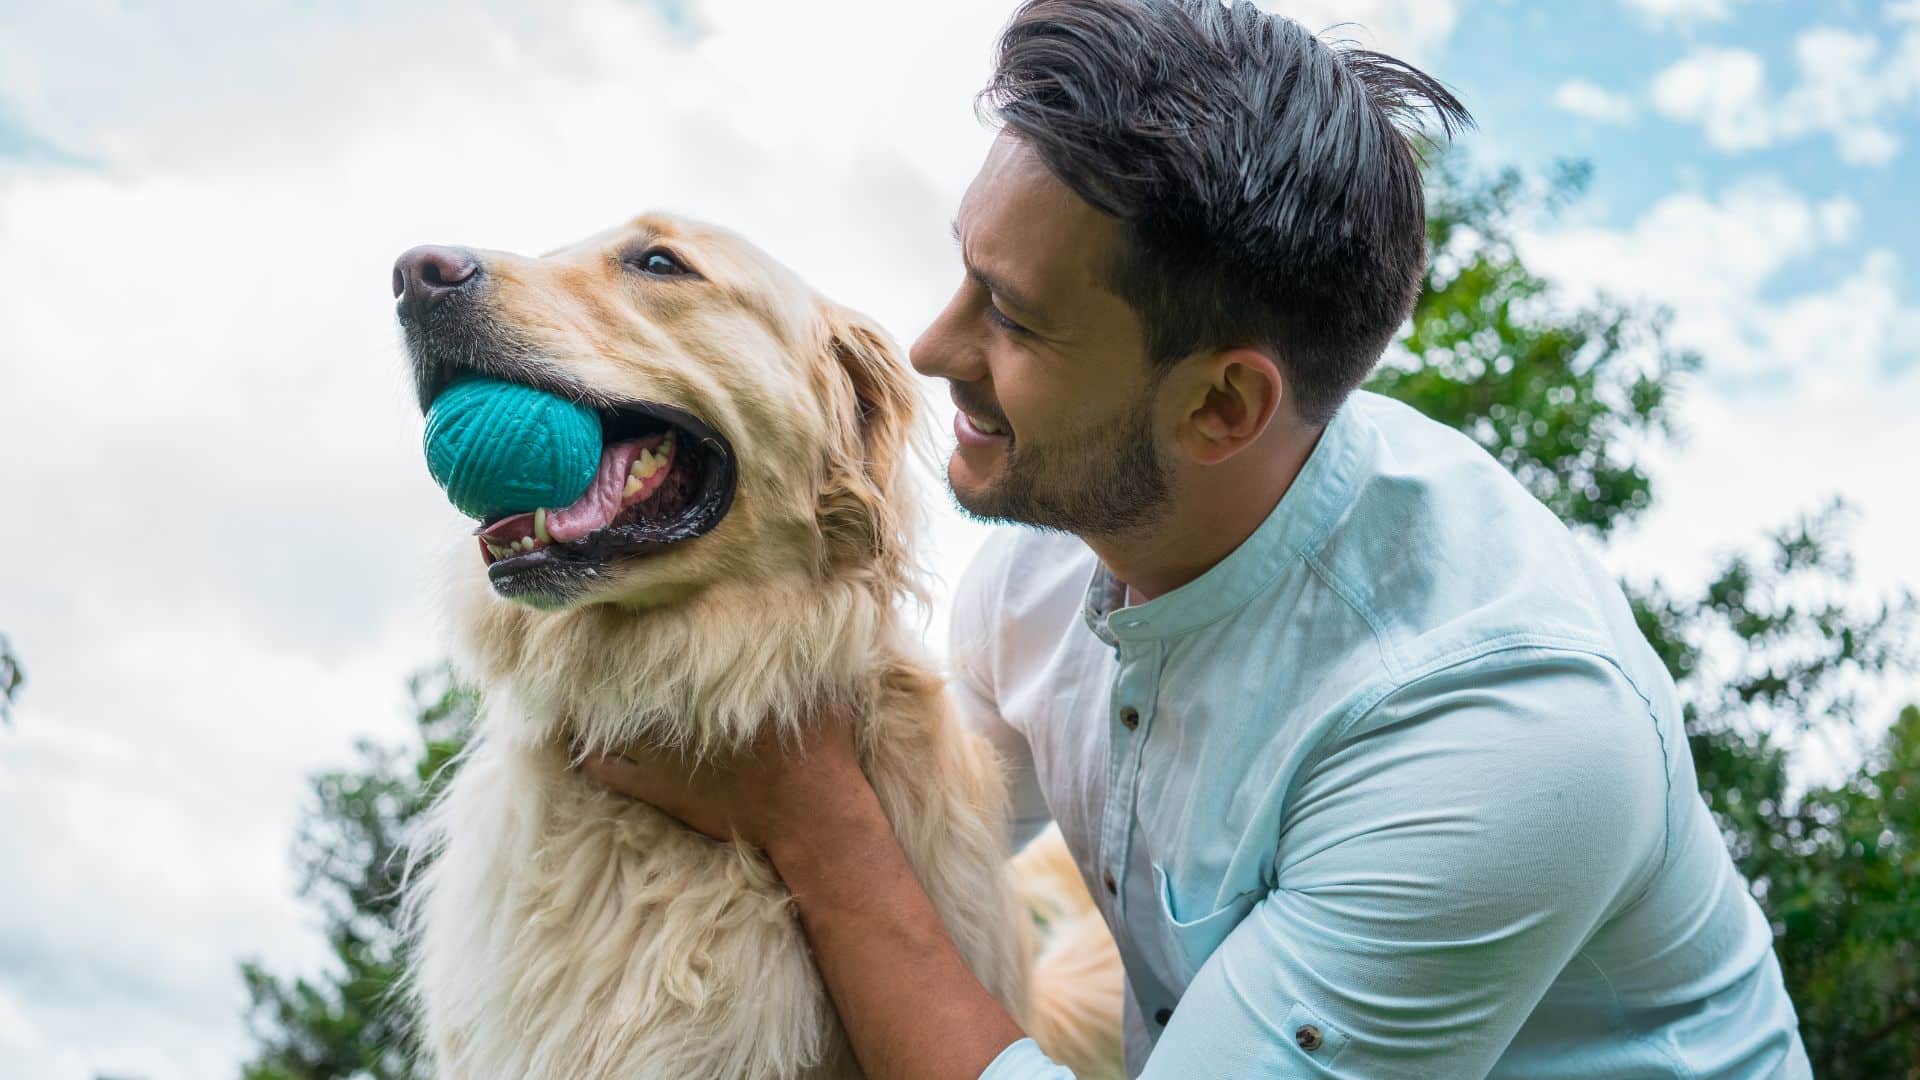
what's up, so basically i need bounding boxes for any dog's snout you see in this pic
[393,245,480,319]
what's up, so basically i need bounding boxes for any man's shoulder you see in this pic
[1317,392,1638,677]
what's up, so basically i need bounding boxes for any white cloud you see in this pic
[1261,0,1463,64]
[1523,178,1845,373]
[1620,0,1746,27]
[1817,196,1863,242]
[1651,23,1920,165]
[1554,78,1637,123]
[1651,47,1775,149]
[1520,177,1917,390]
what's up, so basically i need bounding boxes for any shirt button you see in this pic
[1154,1007,1172,1026]
[1119,706,1139,730]
[1295,1024,1324,1052]
[1102,871,1117,895]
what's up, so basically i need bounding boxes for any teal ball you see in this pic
[423,377,602,520]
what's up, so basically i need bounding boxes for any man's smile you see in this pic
[956,408,1008,440]
[950,385,1013,451]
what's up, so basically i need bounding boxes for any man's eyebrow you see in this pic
[951,216,1046,320]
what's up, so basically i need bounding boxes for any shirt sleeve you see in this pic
[1129,648,1672,1078]
[948,535,1052,849]
[979,1038,1076,1080]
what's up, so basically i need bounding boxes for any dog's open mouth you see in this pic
[465,395,737,586]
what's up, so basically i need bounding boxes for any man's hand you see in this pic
[573,703,872,860]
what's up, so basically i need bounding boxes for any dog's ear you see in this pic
[818,305,921,586]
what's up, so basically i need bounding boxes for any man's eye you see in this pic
[986,303,1028,336]
[631,249,694,277]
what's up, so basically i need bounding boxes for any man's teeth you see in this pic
[972,414,1003,435]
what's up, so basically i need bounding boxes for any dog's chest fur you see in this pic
[408,585,1026,1080]
[414,735,859,1079]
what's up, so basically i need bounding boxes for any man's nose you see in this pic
[392,245,480,321]
[909,293,987,382]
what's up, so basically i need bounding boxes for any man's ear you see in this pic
[1169,347,1285,465]
[818,305,921,581]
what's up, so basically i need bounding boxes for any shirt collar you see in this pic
[1082,396,1367,646]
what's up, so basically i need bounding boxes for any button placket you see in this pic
[1099,639,1162,921]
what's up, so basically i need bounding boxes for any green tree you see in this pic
[1770,703,1920,1075]
[242,159,1918,1075]
[237,668,474,1080]
[1628,504,1917,1075]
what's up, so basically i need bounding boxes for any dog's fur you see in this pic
[400,214,1119,1079]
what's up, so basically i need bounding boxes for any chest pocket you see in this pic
[1151,862,1262,985]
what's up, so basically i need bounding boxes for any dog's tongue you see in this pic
[547,438,656,542]
[478,437,657,545]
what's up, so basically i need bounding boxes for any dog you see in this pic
[392,213,1120,1079]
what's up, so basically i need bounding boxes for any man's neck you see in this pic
[1087,420,1325,604]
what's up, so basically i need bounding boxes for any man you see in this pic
[583,1,1812,1076]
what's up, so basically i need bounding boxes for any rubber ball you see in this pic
[423,377,602,520]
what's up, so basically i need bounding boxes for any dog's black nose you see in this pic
[393,245,480,320]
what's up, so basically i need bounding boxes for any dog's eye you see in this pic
[631,249,694,278]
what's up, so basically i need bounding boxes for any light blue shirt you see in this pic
[952,392,1810,1078]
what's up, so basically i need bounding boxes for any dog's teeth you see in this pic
[624,474,642,497]
[534,508,551,544]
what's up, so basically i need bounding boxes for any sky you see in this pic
[0,0,1915,1076]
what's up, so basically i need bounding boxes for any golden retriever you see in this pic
[391,213,1120,1079]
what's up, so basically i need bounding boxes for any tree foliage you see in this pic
[240,159,1918,1076]
[237,668,473,1080]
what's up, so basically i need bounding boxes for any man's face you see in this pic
[911,135,1174,536]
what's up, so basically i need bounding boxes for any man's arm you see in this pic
[768,753,1031,1079]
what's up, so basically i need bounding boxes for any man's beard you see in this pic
[950,396,1173,537]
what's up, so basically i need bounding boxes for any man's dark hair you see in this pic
[981,0,1471,425]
